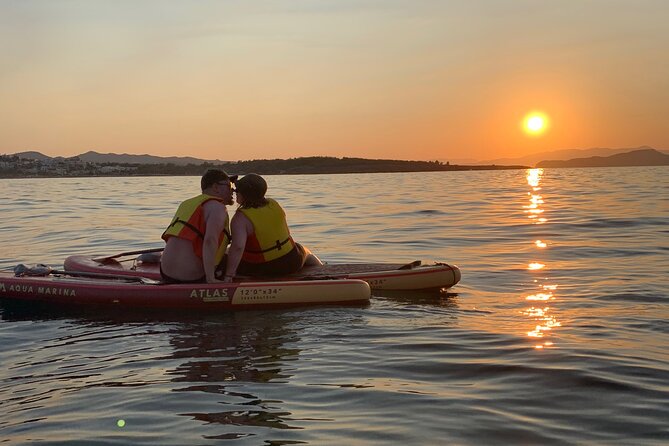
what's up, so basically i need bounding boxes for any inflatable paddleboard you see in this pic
[64,252,461,291]
[0,271,370,310]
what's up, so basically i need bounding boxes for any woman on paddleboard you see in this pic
[222,173,322,281]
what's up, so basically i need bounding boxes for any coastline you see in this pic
[0,157,529,179]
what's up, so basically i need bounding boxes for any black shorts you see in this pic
[236,243,307,277]
[159,264,206,284]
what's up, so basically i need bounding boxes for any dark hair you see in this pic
[236,173,268,208]
[200,169,230,191]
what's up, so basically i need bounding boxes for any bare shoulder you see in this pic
[203,199,226,209]
[231,210,252,230]
[202,199,227,219]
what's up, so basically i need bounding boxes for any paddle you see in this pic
[399,260,422,270]
[92,247,164,263]
[13,264,161,284]
[50,269,161,284]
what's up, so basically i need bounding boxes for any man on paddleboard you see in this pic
[222,173,322,281]
[160,169,235,283]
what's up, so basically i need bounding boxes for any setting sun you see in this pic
[523,112,549,136]
[528,116,544,131]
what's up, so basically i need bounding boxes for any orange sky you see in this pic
[1,1,668,162]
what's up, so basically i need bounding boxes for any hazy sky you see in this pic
[1,0,668,161]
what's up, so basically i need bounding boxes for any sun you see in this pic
[523,112,549,136]
[528,116,544,132]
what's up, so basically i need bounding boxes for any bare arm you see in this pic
[202,201,228,283]
[223,212,250,282]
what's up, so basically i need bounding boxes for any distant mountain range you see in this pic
[13,151,53,161]
[11,150,227,165]
[8,147,669,168]
[479,145,668,167]
[536,148,669,168]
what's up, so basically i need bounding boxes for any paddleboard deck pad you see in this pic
[64,253,461,291]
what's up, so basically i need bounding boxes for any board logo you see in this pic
[190,288,230,302]
[38,287,76,296]
[0,282,76,296]
[5,284,34,293]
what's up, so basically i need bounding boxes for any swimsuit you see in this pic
[159,264,206,284]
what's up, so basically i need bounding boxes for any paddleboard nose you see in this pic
[452,265,462,285]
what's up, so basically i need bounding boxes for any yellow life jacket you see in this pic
[161,194,230,264]
[238,198,295,263]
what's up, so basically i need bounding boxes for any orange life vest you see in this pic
[161,194,230,264]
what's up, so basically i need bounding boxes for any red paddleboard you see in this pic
[0,271,370,310]
[64,252,461,291]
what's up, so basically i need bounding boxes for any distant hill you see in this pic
[10,150,524,170]
[12,151,56,161]
[76,151,228,165]
[482,146,665,167]
[536,148,669,168]
[12,148,668,168]
[214,156,526,175]
[2,151,529,178]
[11,150,226,165]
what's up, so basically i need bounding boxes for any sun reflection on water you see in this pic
[523,169,562,349]
[525,168,547,225]
[526,292,552,301]
[526,169,542,187]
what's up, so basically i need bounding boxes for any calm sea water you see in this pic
[1,168,667,445]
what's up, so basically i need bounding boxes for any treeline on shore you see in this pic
[0,155,527,178]
[134,157,526,175]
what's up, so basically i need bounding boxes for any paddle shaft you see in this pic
[51,269,159,283]
[93,247,164,262]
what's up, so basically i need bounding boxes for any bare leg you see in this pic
[302,245,324,266]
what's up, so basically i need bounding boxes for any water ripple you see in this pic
[1,168,668,444]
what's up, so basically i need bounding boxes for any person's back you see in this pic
[222,173,321,280]
[162,236,207,280]
[160,169,235,283]
[237,197,294,265]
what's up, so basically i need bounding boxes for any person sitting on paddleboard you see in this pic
[222,173,322,281]
[160,168,235,283]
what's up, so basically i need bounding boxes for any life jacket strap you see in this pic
[167,219,232,242]
[245,236,292,254]
[168,218,204,239]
